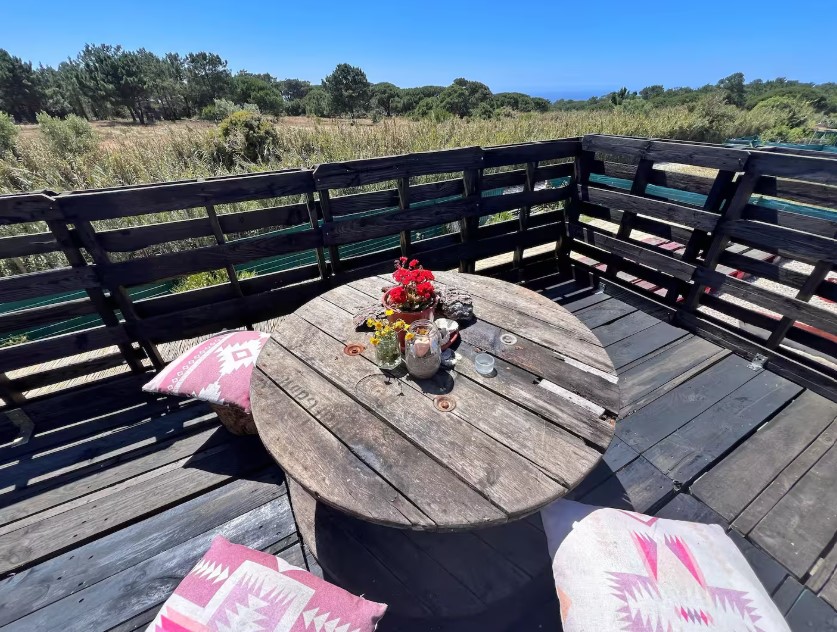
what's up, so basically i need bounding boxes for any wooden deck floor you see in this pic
[1,278,836,631]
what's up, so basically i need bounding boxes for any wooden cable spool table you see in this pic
[251,271,619,627]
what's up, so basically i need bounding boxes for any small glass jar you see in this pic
[404,319,442,379]
[374,330,402,370]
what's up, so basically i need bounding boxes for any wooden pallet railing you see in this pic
[1,135,835,405]
[571,134,837,402]
[0,140,579,405]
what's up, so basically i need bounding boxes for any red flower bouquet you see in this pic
[382,257,438,333]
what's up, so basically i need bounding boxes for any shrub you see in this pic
[36,112,97,156]
[0,112,17,156]
[751,96,816,141]
[172,269,255,293]
[217,110,281,164]
[201,99,260,122]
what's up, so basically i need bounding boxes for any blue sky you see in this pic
[3,0,835,99]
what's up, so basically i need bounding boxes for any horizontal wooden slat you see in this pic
[313,147,483,189]
[132,263,322,318]
[138,281,326,342]
[742,204,837,240]
[0,194,61,224]
[482,139,580,167]
[328,178,467,217]
[0,232,61,258]
[0,325,130,373]
[94,203,314,252]
[481,186,572,214]
[724,220,837,265]
[579,202,698,247]
[588,160,717,198]
[754,175,837,210]
[10,350,140,392]
[695,267,837,337]
[102,229,323,287]
[569,224,695,281]
[95,217,213,252]
[0,297,100,335]
[749,151,837,186]
[584,186,719,232]
[323,198,479,246]
[57,169,315,220]
[584,135,749,172]
[0,267,100,303]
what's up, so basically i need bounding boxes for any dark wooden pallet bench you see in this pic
[1,277,835,631]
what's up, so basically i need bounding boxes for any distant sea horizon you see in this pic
[501,88,618,102]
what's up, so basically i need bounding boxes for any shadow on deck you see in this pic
[0,277,836,631]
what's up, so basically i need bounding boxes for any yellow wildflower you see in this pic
[405,332,415,341]
[366,318,375,328]
[370,336,380,345]
[384,309,394,316]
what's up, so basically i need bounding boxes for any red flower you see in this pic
[409,259,419,268]
[399,256,408,263]
[389,286,407,304]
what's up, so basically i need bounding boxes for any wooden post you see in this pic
[512,162,538,269]
[458,168,481,273]
[0,371,26,407]
[397,178,411,259]
[305,192,329,280]
[318,190,341,275]
[605,157,654,276]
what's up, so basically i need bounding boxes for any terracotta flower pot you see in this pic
[382,288,437,346]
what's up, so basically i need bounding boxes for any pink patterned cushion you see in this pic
[541,499,790,632]
[147,536,387,631]
[143,331,270,412]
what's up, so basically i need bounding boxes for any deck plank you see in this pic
[574,298,637,329]
[616,354,759,453]
[0,469,286,627]
[1,494,298,632]
[751,441,837,578]
[644,372,803,484]
[592,310,659,346]
[605,320,688,369]
[577,456,673,513]
[692,390,837,522]
[0,436,271,575]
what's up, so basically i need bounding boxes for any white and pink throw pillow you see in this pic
[147,536,387,632]
[143,331,270,412]
[541,499,790,632]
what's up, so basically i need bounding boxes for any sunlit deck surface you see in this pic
[1,277,835,632]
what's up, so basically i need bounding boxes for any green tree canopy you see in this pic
[322,64,370,118]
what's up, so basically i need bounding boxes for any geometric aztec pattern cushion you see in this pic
[540,499,790,632]
[142,331,270,413]
[146,536,387,632]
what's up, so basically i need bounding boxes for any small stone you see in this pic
[438,287,474,321]
[353,303,386,330]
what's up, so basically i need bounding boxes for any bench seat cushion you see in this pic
[143,331,270,413]
[147,535,387,632]
[541,499,789,631]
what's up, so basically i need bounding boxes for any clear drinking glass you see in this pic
[404,319,442,379]
[375,330,402,370]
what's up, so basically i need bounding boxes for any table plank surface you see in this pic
[252,272,618,529]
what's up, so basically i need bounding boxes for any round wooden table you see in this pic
[251,271,619,625]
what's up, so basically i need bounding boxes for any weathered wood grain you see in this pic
[271,314,568,522]
[644,371,803,484]
[584,186,720,232]
[56,169,314,220]
[752,441,837,577]
[255,337,505,528]
[0,470,286,626]
[692,390,837,521]
[583,135,749,172]
[0,232,61,258]
[313,146,483,189]
[616,354,758,452]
